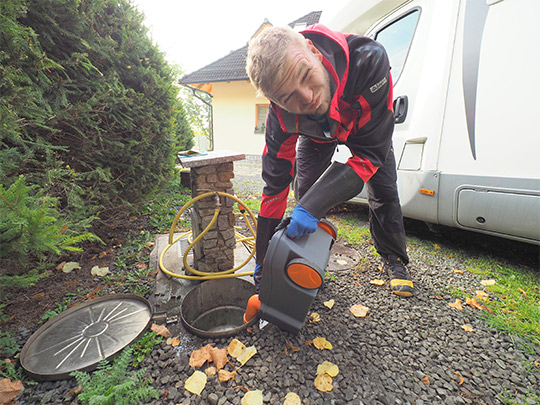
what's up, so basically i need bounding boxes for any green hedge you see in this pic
[0,0,193,271]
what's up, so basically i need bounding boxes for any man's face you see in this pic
[269,39,332,116]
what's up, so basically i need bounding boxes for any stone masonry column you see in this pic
[178,151,245,273]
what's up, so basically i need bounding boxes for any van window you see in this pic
[374,10,419,81]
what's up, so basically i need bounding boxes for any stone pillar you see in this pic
[178,151,245,273]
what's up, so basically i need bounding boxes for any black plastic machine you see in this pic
[244,220,336,334]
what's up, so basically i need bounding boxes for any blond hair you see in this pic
[246,26,307,98]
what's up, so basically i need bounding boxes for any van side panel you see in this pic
[438,0,540,243]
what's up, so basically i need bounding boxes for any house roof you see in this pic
[179,11,322,89]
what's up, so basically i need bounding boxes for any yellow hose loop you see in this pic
[159,192,258,280]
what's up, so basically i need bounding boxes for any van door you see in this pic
[362,1,461,223]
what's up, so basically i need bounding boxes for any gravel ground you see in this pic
[19,156,540,404]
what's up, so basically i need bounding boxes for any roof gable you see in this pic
[179,11,322,87]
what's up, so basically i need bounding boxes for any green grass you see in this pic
[464,257,540,348]
[326,214,371,246]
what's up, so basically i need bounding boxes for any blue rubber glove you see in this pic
[286,205,318,239]
[253,263,263,293]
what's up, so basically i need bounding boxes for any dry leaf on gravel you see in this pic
[452,371,464,385]
[312,337,333,350]
[184,370,207,396]
[314,373,333,392]
[421,374,430,384]
[370,279,385,286]
[205,366,217,376]
[453,268,464,274]
[480,279,496,286]
[448,299,463,311]
[218,369,236,382]
[166,337,181,347]
[465,297,483,310]
[317,361,339,377]
[285,340,300,352]
[0,378,23,405]
[476,290,490,301]
[237,346,257,366]
[241,389,263,405]
[461,324,474,332]
[150,323,170,338]
[189,344,213,368]
[323,299,335,309]
[283,392,301,404]
[228,338,246,358]
[210,347,228,370]
[310,312,321,322]
[350,304,370,318]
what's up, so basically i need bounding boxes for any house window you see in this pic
[255,104,269,134]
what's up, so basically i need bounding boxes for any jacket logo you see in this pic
[370,77,387,93]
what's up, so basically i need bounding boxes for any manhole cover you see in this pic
[20,294,153,380]
[327,242,361,271]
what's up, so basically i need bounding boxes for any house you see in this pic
[179,12,322,155]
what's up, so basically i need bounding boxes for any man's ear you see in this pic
[305,39,323,61]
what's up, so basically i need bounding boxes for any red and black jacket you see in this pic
[256,24,395,265]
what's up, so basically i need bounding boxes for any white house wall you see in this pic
[212,81,268,155]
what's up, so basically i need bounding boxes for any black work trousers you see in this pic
[295,136,409,264]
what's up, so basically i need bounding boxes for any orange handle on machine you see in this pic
[243,294,261,323]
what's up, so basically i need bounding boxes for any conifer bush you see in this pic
[0,0,194,272]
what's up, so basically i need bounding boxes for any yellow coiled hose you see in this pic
[158,192,257,280]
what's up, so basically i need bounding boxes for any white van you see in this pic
[327,0,540,245]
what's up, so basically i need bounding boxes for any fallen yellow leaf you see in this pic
[150,323,170,338]
[283,392,302,405]
[313,337,333,350]
[237,346,257,366]
[518,288,527,296]
[184,370,207,396]
[228,338,246,358]
[370,279,385,286]
[480,279,496,286]
[314,373,333,392]
[448,299,463,311]
[317,361,339,377]
[241,389,263,405]
[62,261,81,273]
[421,374,430,384]
[166,336,181,347]
[452,268,464,274]
[461,324,474,332]
[218,369,236,382]
[476,290,490,301]
[350,304,370,318]
[323,299,335,309]
[310,312,321,322]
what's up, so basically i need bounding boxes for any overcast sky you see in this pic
[129,0,351,74]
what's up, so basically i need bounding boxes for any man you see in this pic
[246,24,414,297]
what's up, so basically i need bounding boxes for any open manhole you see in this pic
[20,294,153,380]
[181,278,257,338]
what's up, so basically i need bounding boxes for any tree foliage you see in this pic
[1,0,193,218]
[0,0,193,270]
